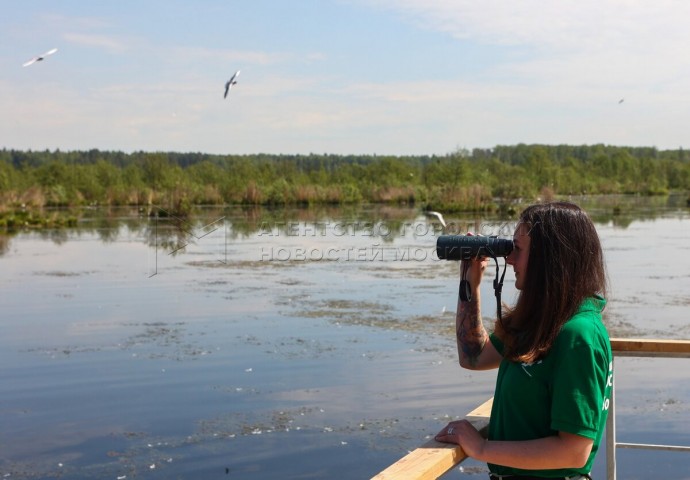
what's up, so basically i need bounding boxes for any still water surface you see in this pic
[1,196,689,479]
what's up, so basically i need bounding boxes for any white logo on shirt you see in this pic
[520,360,543,377]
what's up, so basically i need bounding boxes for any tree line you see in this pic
[1,144,688,218]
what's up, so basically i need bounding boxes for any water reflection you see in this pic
[0,234,10,255]
[0,194,687,254]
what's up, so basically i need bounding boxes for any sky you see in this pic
[2,0,690,156]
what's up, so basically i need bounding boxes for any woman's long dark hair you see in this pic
[494,201,607,363]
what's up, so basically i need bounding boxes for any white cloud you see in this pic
[351,0,690,142]
[63,32,129,54]
[40,13,112,31]
[357,0,690,95]
[359,0,690,52]
[170,46,295,66]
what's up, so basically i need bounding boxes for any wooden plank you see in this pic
[466,396,493,419]
[610,338,690,357]
[371,414,489,480]
[370,438,468,480]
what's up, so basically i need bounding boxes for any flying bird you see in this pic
[224,70,240,98]
[618,98,625,104]
[425,210,447,229]
[22,48,58,67]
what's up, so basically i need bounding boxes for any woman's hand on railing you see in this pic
[434,419,486,459]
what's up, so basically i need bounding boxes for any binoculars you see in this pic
[436,235,514,260]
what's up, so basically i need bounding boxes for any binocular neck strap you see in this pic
[459,262,472,302]
[459,256,508,324]
[492,256,508,323]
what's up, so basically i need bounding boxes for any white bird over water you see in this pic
[425,210,446,229]
[224,70,240,99]
[22,48,58,67]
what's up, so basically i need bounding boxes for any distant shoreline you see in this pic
[1,145,688,222]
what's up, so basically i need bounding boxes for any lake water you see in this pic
[1,196,689,479]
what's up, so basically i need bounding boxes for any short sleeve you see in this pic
[489,332,504,355]
[550,342,610,439]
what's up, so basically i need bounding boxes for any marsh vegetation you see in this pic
[1,145,688,228]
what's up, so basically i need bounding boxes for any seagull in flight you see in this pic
[22,48,58,67]
[425,210,447,229]
[224,70,240,99]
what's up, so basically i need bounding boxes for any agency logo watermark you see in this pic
[259,245,438,262]
[147,216,516,274]
[255,220,515,238]
[256,220,516,262]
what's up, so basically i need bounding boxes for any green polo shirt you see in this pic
[487,296,612,477]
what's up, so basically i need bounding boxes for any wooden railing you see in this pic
[372,338,690,480]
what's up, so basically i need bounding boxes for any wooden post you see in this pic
[606,357,617,480]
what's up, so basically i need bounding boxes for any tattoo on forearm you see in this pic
[457,299,487,367]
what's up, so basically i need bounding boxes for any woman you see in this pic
[435,202,612,480]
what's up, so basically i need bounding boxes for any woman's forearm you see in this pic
[475,433,593,470]
[456,293,488,368]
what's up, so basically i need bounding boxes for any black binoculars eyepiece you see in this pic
[436,234,514,260]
